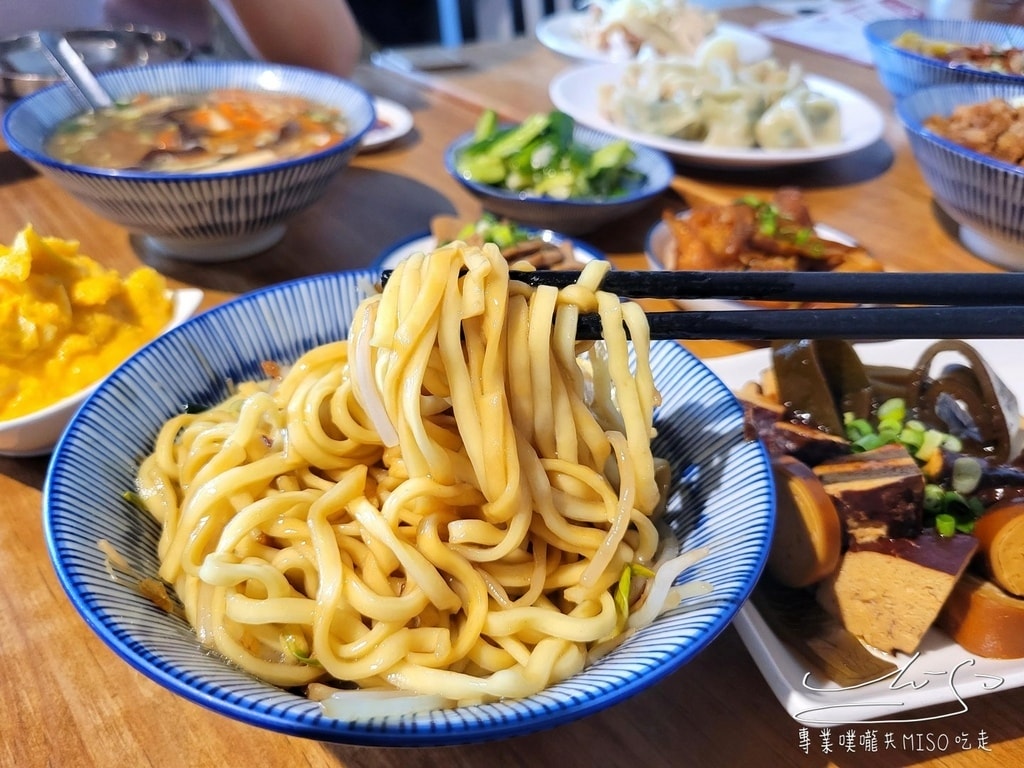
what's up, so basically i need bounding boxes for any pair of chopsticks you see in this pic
[379,269,1024,340]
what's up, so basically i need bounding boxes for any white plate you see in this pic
[549,63,886,168]
[536,11,772,65]
[704,339,1024,725]
[360,97,414,152]
[372,229,606,271]
[644,215,861,311]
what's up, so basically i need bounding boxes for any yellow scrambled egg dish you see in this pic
[0,225,173,421]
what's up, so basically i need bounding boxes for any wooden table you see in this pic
[2,8,1022,767]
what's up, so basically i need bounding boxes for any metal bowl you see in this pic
[0,26,191,100]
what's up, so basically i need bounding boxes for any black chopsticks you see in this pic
[577,305,1024,341]
[508,270,1024,306]
[378,269,1024,341]
[534,270,1024,340]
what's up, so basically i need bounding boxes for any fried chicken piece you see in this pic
[925,98,1024,164]
[662,205,755,270]
[661,188,882,280]
[771,186,813,228]
[994,119,1024,165]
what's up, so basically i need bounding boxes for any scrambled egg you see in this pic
[0,225,173,420]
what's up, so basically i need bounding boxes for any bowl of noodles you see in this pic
[43,245,773,745]
[2,61,375,261]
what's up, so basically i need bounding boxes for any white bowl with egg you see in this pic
[1,61,375,261]
[0,287,202,457]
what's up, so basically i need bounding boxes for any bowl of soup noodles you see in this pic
[1,61,375,261]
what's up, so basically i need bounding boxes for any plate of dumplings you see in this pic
[549,59,886,168]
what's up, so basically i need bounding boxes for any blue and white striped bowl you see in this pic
[445,124,673,236]
[2,61,375,261]
[896,82,1024,269]
[371,227,606,271]
[866,19,1024,101]
[43,269,773,746]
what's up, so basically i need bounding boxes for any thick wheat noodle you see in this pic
[134,242,709,710]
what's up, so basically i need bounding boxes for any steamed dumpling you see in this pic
[799,90,842,144]
[701,94,757,147]
[599,50,842,149]
[754,86,841,149]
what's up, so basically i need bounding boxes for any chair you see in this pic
[437,0,577,46]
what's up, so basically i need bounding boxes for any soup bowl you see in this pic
[2,61,375,261]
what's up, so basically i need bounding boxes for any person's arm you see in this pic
[210,0,362,77]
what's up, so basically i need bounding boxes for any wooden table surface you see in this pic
[2,7,1022,767]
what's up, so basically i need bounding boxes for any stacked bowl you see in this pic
[866,18,1024,267]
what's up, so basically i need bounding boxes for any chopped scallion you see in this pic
[935,512,957,537]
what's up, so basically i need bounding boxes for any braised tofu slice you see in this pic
[816,530,978,654]
[736,384,850,466]
[812,443,924,542]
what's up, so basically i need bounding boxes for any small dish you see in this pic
[549,63,885,169]
[372,228,605,271]
[444,122,672,235]
[360,97,414,152]
[535,11,772,66]
[0,287,203,457]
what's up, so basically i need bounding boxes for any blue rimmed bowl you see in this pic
[371,227,606,271]
[2,61,375,261]
[866,18,1024,101]
[444,124,673,236]
[896,81,1024,269]
[43,268,773,746]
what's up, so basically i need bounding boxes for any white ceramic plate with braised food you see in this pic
[705,338,1024,725]
[43,258,773,746]
[549,59,885,168]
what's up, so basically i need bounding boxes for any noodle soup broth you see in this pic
[45,87,349,173]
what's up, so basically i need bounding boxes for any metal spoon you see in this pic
[36,30,113,110]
